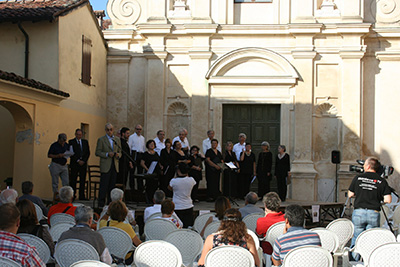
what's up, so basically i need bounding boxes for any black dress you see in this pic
[275,153,290,201]
[223,151,238,197]
[189,154,204,200]
[239,152,256,198]
[257,151,273,197]
[142,151,161,203]
[160,148,175,197]
[205,148,223,200]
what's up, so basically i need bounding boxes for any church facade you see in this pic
[104,0,400,202]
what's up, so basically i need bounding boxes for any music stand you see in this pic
[225,162,239,206]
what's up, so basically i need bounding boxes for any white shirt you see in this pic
[172,136,190,148]
[202,138,221,154]
[170,176,196,210]
[233,142,246,161]
[143,204,182,225]
[154,137,165,156]
[128,132,145,153]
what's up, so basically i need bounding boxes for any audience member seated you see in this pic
[255,192,285,266]
[200,196,231,237]
[0,203,45,266]
[16,199,55,256]
[157,199,182,228]
[47,186,76,224]
[239,191,263,218]
[272,204,321,266]
[198,208,261,267]
[168,162,196,228]
[99,200,142,265]
[19,181,48,217]
[143,190,181,223]
[101,188,135,225]
[59,205,112,265]
[0,188,18,205]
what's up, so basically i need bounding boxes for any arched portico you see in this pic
[0,100,34,191]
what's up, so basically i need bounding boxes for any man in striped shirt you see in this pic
[272,204,321,266]
[0,203,45,266]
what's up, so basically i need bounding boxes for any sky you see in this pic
[89,0,109,18]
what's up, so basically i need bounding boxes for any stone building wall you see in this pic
[104,0,400,201]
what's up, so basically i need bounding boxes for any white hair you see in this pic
[110,188,124,202]
[59,186,74,203]
[0,189,18,205]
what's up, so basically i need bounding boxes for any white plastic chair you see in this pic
[243,212,264,233]
[368,242,400,267]
[247,229,264,266]
[49,222,74,242]
[203,221,221,239]
[17,233,51,264]
[54,239,99,267]
[326,218,354,251]
[193,212,216,233]
[70,260,110,266]
[204,245,255,267]
[265,221,285,245]
[98,226,133,260]
[144,218,177,240]
[0,256,21,267]
[164,229,203,267]
[134,240,183,267]
[49,213,75,226]
[310,228,340,253]
[33,203,44,222]
[282,245,333,267]
[342,228,396,266]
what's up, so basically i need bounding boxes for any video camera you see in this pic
[349,159,394,178]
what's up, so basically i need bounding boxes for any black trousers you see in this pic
[239,173,252,198]
[276,175,287,201]
[206,169,221,199]
[99,161,117,208]
[70,163,87,199]
[189,170,202,200]
[175,207,194,228]
[130,152,144,190]
[258,173,271,198]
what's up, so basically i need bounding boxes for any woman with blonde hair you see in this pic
[197,208,260,267]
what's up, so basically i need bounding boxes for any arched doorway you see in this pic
[0,100,34,192]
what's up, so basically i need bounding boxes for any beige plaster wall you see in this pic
[0,85,106,199]
[58,4,107,111]
[0,22,59,88]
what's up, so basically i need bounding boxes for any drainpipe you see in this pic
[17,22,29,78]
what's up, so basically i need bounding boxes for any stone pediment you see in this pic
[206,47,299,85]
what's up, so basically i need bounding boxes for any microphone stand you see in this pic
[112,138,136,190]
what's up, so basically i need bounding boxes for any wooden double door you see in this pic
[222,104,281,162]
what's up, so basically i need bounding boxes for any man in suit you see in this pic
[69,128,90,200]
[118,127,133,186]
[95,123,122,208]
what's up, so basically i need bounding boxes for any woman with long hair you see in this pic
[16,199,55,256]
[200,196,231,237]
[197,208,260,267]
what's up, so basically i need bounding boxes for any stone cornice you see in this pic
[188,51,213,59]
[339,50,365,59]
[291,50,317,59]
[103,29,135,41]
[136,24,173,34]
[376,51,400,61]
[143,51,169,60]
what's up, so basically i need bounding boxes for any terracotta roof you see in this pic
[0,70,70,97]
[0,0,88,23]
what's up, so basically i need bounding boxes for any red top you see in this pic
[256,211,285,254]
[47,203,76,224]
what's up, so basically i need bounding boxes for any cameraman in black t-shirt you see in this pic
[348,157,392,259]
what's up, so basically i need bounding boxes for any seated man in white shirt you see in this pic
[154,130,166,156]
[172,128,190,153]
[144,190,182,225]
[202,130,221,154]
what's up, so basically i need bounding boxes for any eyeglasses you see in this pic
[106,128,113,132]
[136,128,142,130]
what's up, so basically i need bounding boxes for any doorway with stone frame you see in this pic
[222,103,281,193]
